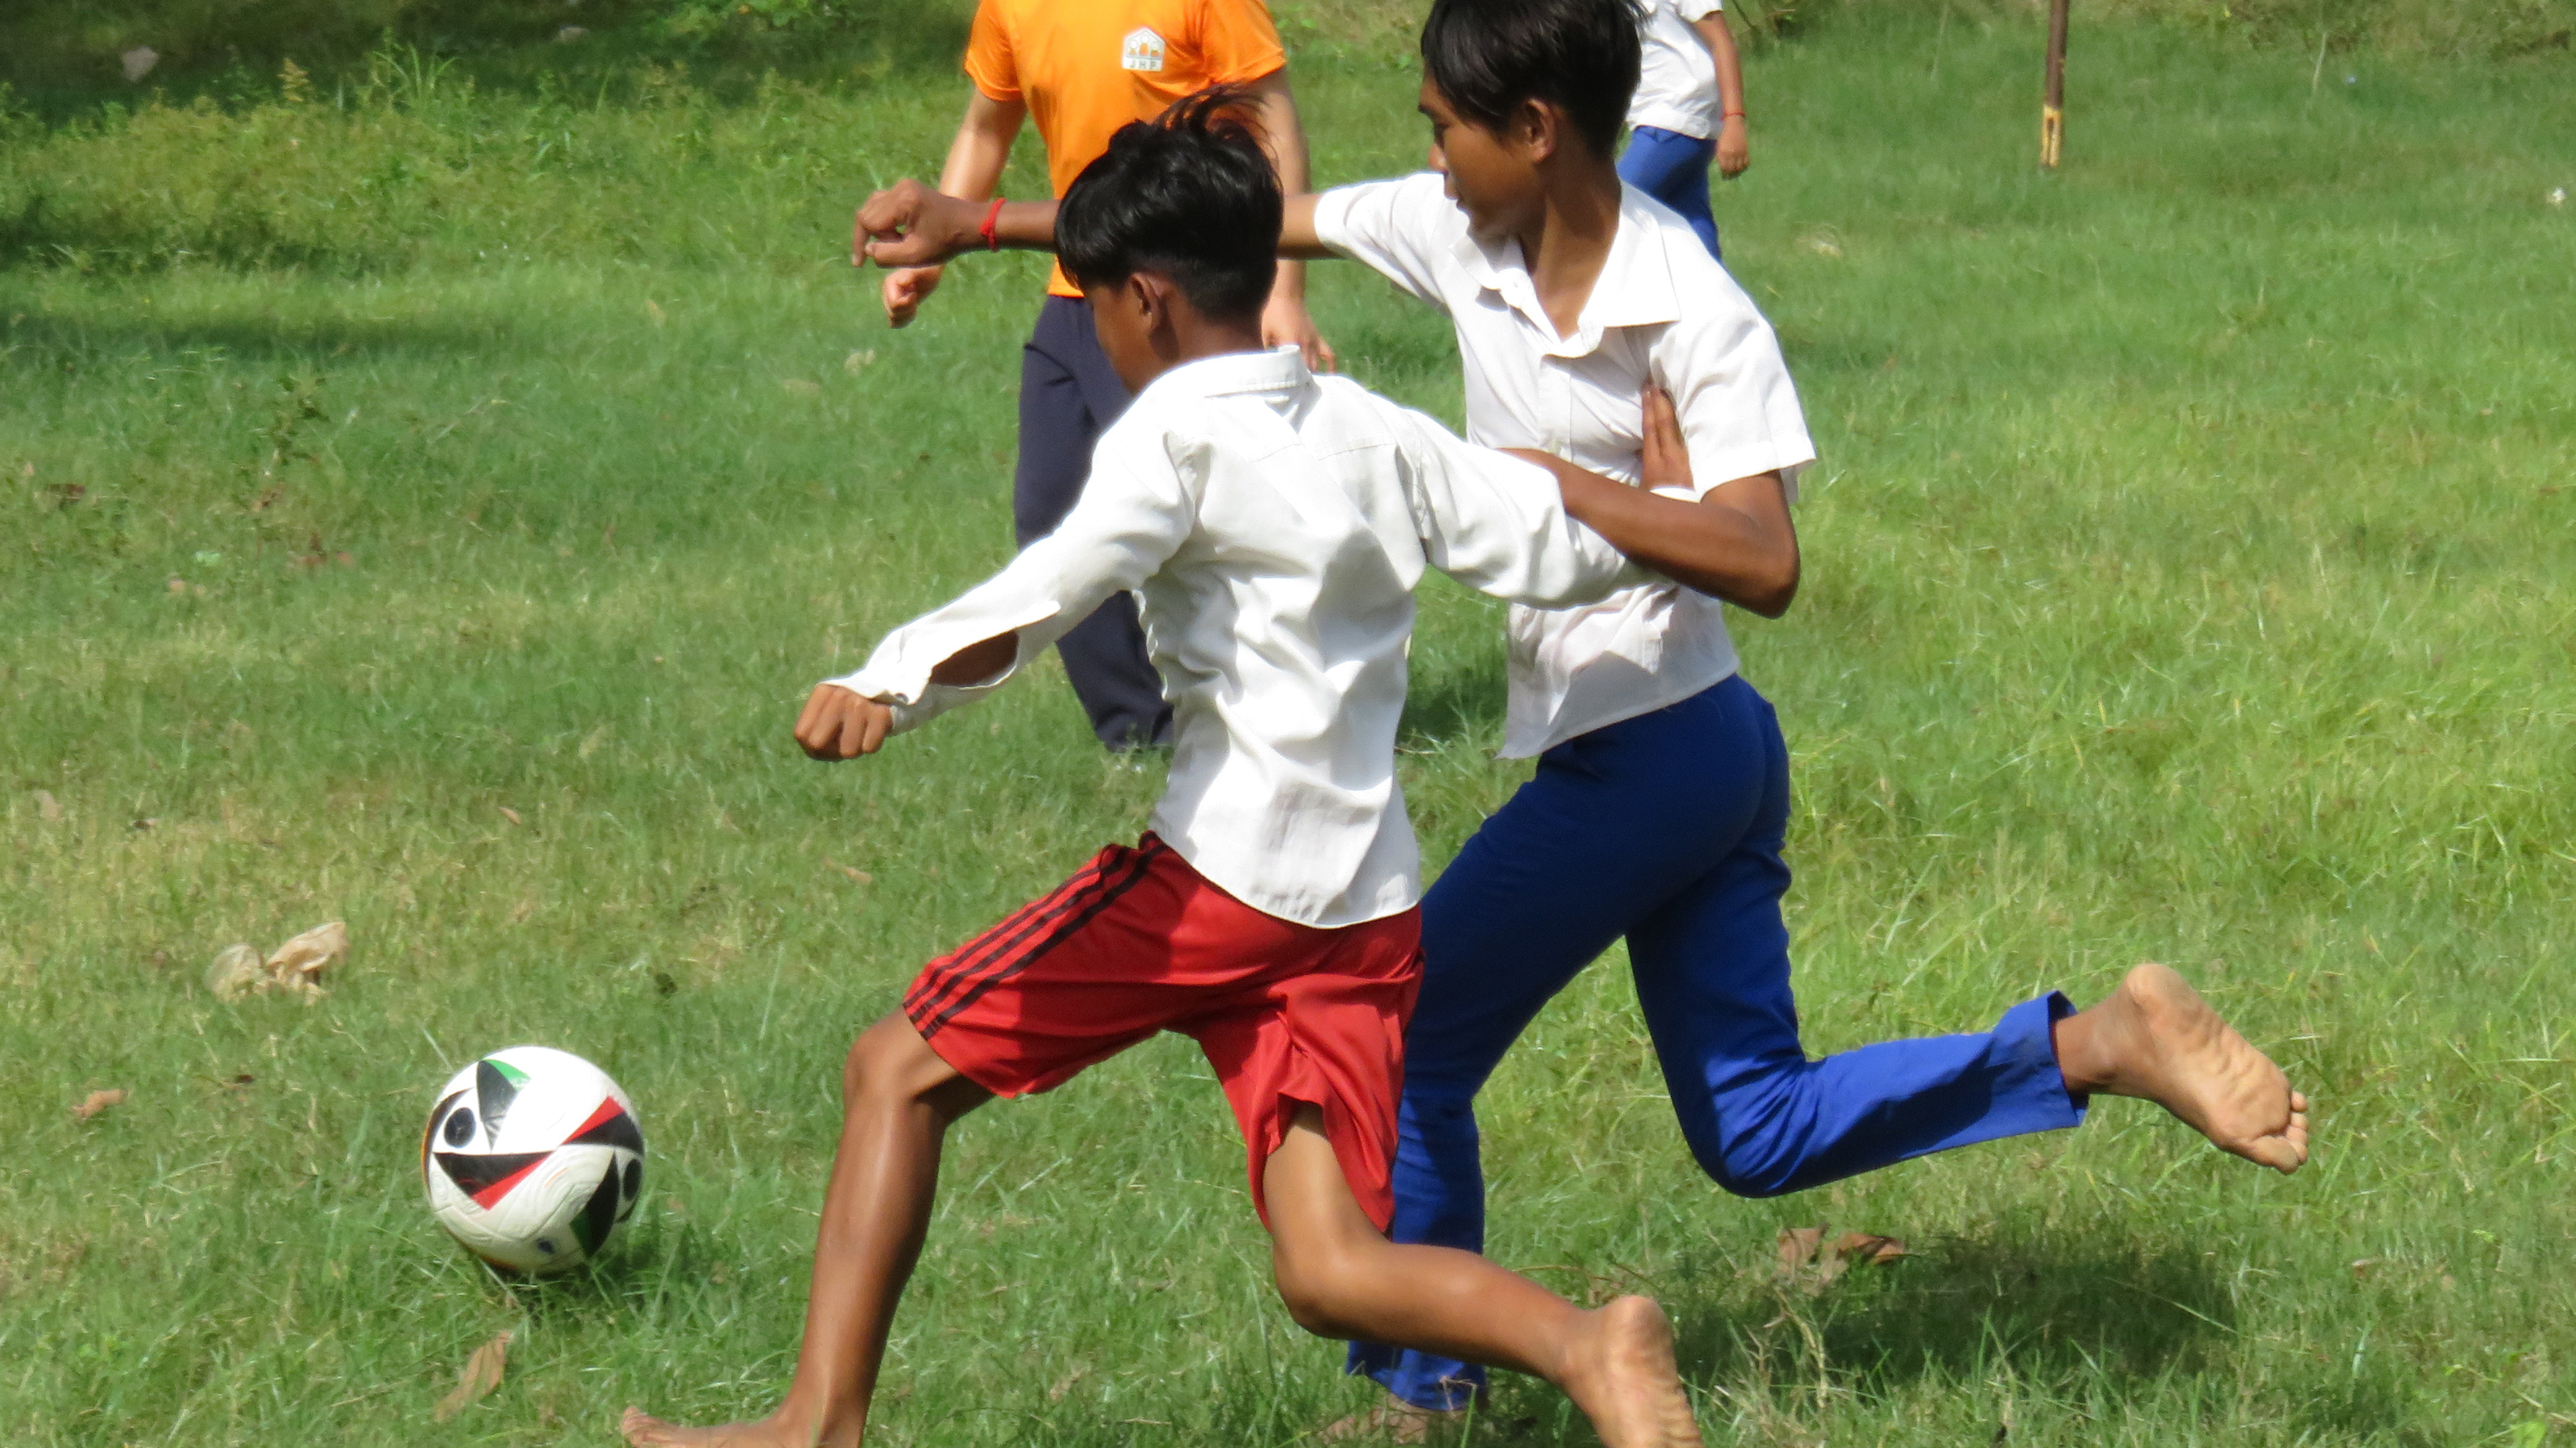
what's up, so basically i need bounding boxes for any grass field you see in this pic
[5,5,2573,1444]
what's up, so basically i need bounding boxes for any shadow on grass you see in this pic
[1651,1219,2239,1421]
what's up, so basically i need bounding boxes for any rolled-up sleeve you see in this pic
[1388,404,1641,608]
[827,426,1194,734]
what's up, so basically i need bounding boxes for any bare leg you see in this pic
[1265,1107,1702,1448]
[621,1013,991,1447]
[2054,962,2311,1172]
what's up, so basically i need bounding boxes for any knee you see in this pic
[1681,1116,1803,1200]
[842,1014,947,1106]
[1270,1239,1365,1339]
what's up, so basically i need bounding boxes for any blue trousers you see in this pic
[1349,675,2085,1409]
[1618,124,1722,261]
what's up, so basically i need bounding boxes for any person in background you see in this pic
[1619,0,1746,260]
[872,0,1333,751]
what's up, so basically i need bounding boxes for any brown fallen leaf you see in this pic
[34,789,62,821]
[263,920,348,1002]
[781,378,823,397]
[1775,1225,1825,1278]
[1775,1226,1905,1295]
[826,859,873,886]
[1833,1231,1909,1267]
[2349,1258,2382,1282]
[433,1330,511,1422]
[498,806,524,827]
[71,1088,128,1121]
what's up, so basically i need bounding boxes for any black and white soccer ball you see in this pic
[420,1045,645,1274]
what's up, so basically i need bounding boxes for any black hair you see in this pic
[1057,87,1281,323]
[1420,0,1642,159]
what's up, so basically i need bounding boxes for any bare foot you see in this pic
[619,1406,829,1448]
[2057,963,2311,1173]
[1317,1400,1460,1443]
[1555,1296,1702,1448]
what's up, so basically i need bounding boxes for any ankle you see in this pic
[2050,1005,2112,1095]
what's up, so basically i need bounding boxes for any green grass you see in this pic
[5,8,2574,1445]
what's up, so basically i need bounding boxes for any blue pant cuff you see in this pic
[1996,990,2087,1126]
[1345,1342,1484,1411]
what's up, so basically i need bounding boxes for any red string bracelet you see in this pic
[979,198,1005,252]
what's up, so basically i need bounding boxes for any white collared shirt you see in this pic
[1630,0,1727,140]
[1313,172,1816,758]
[827,348,1636,928]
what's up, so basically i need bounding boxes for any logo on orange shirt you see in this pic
[1121,26,1166,73]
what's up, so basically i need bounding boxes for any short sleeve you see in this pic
[961,0,1020,104]
[1311,174,1456,311]
[1677,0,1725,18]
[1656,289,1816,504]
[1194,0,1288,84]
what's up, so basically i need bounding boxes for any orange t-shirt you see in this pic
[964,0,1288,296]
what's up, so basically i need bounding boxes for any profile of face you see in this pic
[1417,77,1551,243]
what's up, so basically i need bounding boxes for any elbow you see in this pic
[1734,556,1799,619]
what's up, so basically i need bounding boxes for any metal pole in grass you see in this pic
[2041,0,2070,168]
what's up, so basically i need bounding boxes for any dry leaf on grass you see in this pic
[498,806,524,827]
[781,378,823,397]
[71,1089,128,1121]
[207,943,266,1000]
[1775,1225,1825,1277]
[1775,1225,1907,1295]
[263,920,348,1000]
[123,47,159,82]
[433,1330,511,1422]
[208,922,348,1002]
[1833,1230,1909,1266]
[826,859,873,886]
[34,789,62,821]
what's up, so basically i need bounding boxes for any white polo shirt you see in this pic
[1313,172,1816,758]
[1631,0,1727,141]
[829,348,1635,927]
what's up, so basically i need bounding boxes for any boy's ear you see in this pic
[1129,270,1179,330]
[1506,99,1556,164]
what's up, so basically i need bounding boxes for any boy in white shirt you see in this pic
[852,0,2309,1424]
[1622,0,1748,259]
[622,94,1708,1448]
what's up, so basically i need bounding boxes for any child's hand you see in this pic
[1639,383,1694,494]
[795,684,896,760]
[853,179,983,270]
[1716,116,1750,179]
[882,265,945,328]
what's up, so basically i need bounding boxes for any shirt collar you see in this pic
[1449,183,1681,358]
[1152,344,1313,403]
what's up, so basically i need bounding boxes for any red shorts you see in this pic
[904,834,1422,1231]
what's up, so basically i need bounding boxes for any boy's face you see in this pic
[1418,78,1547,242]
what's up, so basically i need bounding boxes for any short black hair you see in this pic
[1421,0,1642,159]
[1057,88,1280,323]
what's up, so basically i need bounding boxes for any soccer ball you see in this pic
[420,1046,645,1274]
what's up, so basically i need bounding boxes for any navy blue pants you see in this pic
[1016,295,1174,750]
[1618,124,1722,261]
[1350,675,2084,1408]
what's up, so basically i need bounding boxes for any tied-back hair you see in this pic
[1057,86,1282,323]
[1421,0,1643,159]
